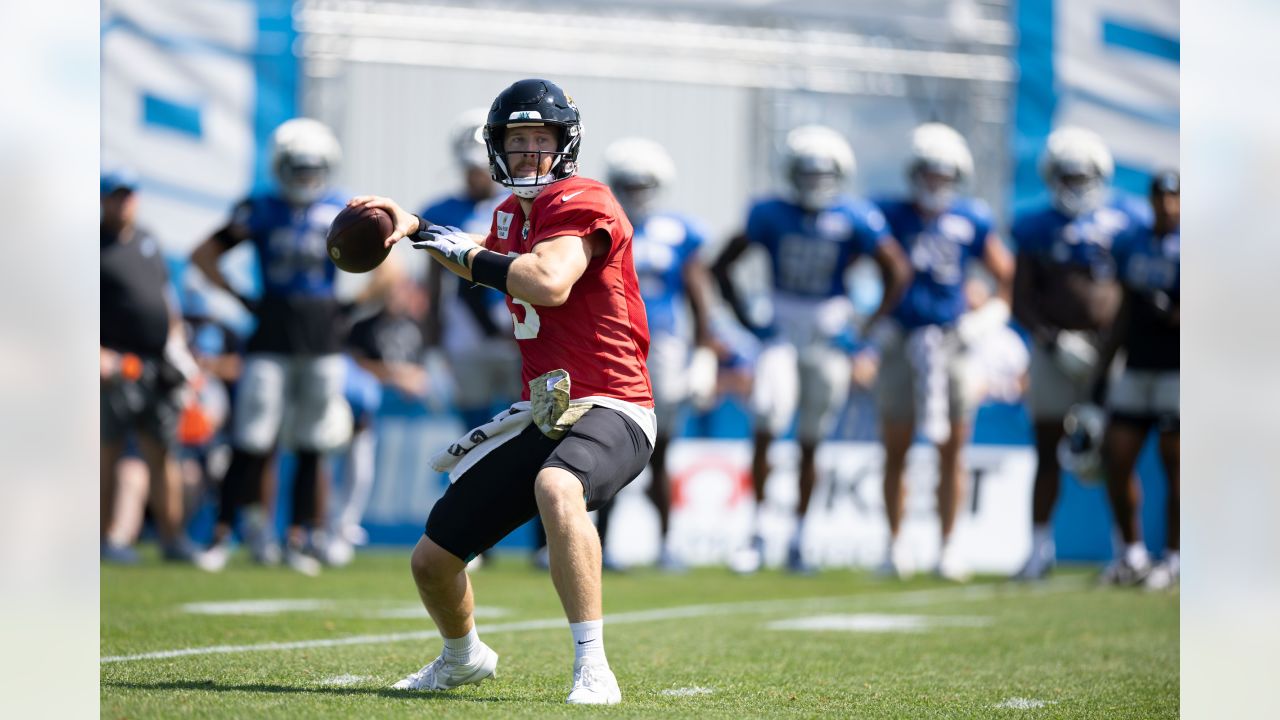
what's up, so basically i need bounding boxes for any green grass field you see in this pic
[101,550,1178,718]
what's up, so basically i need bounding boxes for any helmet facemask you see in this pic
[909,162,960,215]
[276,154,330,206]
[789,154,844,212]
[1048,164,1106,218]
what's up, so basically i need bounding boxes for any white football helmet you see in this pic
[784,125,855,211]
[604,137,676,224]
[1057,403,1107,485]
[269,118,341,206]
[1038,127,1113,218]
[451,107,490,170]
[907,123,974,213]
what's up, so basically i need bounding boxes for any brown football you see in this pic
[326,204,393,273]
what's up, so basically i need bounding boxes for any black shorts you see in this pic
[425,407,653,562]
[100,375,181,448]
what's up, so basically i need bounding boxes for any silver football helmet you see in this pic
[603,137,676,224]
[269,118,341,206]
[784,125,855,211]
[907,123,974,213]
[1038,127,1113,218]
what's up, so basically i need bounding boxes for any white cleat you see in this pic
[194,542,231,573]
[1143,561,1179,591]
[1012,542,1055,581]
[729,535,765,575]
[393,643,499,691]
[284,546,322,577]
[1098,556,1152,587]
[935,545,972,583]
[565,659,621,705]
[877,542,916,580]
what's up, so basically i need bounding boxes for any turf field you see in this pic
[101,550,1178,718]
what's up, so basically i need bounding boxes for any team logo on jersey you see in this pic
[496,211,514,240]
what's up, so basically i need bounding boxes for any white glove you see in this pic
[1052,331,1099,385]
[687,346,719,412]
[956,298,1011,348]
[412,225,479,268]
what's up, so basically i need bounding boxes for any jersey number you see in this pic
[511,298,541,339]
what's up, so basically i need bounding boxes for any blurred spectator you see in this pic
[594,137,718,572]
[871,123,1015,581]
[1010,127,1151,580]
[190,119,352,576]
[420,108,521,430]
[327,273,433,565]
[100,170,200,564]
[712,125,911,574]
[1093,170,1180,588]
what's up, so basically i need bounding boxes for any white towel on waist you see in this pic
[430,401,533,482]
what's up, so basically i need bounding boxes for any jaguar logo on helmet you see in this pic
[484,79,583,199]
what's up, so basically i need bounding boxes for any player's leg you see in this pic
[136,432,190,560]
[646,432,681,570]
[1100,415,1152,585]
[1015,341,1075,579]
[935,418,973,581]
[225,354,287,565]
[539,407,651,705]
[788,345,852,573]
[875,328,915,577]
[397,425,556,692]
[936,337,978,581]
[738,341,798,572]
[1143,371,1180,589]
[283,354,351,574]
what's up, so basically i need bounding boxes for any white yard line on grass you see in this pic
[994,697,1058,709]
[101,575,1086,664]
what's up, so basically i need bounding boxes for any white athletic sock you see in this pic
[443,626,479,664]
[1125,542,1150,569]
[570,619,606,665]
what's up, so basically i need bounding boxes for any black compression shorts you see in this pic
[425,406,652,562]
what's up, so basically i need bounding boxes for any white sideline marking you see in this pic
[181,599,334,616]
[102,576,1087,664]
[318,674,370,686]
[994,697,1058,709]
[661,686,715,697]
[765,613,992,633]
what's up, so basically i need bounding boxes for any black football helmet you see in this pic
[483,79,582,198]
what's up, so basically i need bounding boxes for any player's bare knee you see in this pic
[410,538,461,587]
[534,469,585,520]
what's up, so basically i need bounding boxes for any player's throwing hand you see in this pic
[346,195,420,248]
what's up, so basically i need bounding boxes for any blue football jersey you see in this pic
[1011,194,1151,281]
[232,190,347,298]
[1113,224,1180,297]
[879,197,994,329]
[632,213,706,338]
[746,195,889,298]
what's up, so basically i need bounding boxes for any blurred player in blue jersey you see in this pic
[1010,127,1151,580]
[191,118,353,575]
[1090,170,1180,588]
[595,137,718,571]
[420,109,521,431]
[873,123,1015,581]
[714,125,911,574]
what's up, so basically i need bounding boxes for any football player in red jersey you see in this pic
[349,79,653,705]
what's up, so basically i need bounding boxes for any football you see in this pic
[326,204,393,273]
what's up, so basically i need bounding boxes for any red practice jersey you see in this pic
[485,176,654,407]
